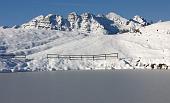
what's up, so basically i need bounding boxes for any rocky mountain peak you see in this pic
[19,12,150,34]
[131,15,149,26]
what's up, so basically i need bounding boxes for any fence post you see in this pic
[47,54,48,59]
[81,55,83,60]
[117,53,118,59]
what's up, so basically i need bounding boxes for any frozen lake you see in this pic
[1,70,170,103]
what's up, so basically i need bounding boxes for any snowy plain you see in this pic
[1,70,170,103]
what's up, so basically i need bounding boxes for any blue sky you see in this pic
[0,0,170,26]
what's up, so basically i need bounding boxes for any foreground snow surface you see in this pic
[1,70,170,103]
[0,21,170,71]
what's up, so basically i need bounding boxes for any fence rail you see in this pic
[0,54,26,59]
[47,53,118,60]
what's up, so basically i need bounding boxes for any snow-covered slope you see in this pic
[141,21,170,34]
[0,21,170,71]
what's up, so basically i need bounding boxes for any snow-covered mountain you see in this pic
[21,12,115,34]
[0,11,169,72]
[20,12,150,34]
[0,20,170,72]
[105,12,129,31]
[126,15,150,32]
[131,15,150,26]
[21,14,69,31]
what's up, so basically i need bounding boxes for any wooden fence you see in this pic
[0,54,26,59]
[47,53,118,60]
[0,53,119,61]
